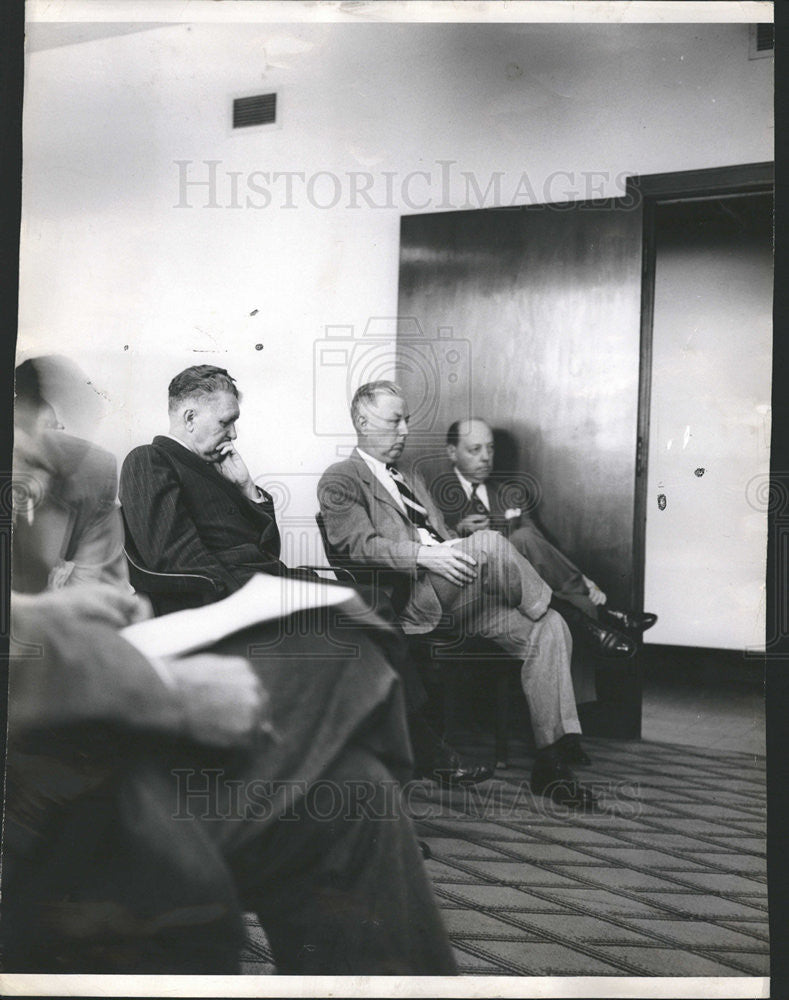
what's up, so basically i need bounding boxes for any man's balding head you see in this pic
[446,418,494,483]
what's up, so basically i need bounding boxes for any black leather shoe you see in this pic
[420,755,495,787]
[531,752,598,810]
[600,607,658,634]
[557,733,591,766]
[576,617,635,658]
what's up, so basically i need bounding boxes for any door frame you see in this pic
[627,162,774,611]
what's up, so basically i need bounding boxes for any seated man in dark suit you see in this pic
[318,381,604,808]
[434,418,657,650]
[119,365,286,594]
[119,364,490,786]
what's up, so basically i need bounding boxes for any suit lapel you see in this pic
[152,436,280,547]
[350,450,415,527]
[407,468,436,513]
[153,436,258,508]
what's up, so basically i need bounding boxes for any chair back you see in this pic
[315,511,351,572]
[315,511,412,613]
[121,507,223,616]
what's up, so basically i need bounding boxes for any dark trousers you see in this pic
[3,605,456,975]
[232,746,455,974]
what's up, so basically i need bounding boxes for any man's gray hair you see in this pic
[168,365,240,413]
[350,380,403,431]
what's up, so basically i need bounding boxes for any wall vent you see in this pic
[749,23,774,59]
[233,93,277,129]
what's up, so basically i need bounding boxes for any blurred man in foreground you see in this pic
[5,358,457,974]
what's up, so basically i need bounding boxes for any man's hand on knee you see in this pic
[417,544,477,586]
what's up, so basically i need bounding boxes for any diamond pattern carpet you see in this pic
[239,736,768,977]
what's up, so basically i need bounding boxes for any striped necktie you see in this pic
[469,483,489,516]
[386,465,445,542]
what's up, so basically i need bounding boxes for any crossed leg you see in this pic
[427,529,552,625]
[423,530,580,750]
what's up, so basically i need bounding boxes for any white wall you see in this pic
[17,21,773,569]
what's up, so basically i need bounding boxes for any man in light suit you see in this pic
[318,381,599,808]
[120,365,490,786]
[435,418,657,646]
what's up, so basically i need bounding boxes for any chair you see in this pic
[315,512,520,764]
[121,509,224,617]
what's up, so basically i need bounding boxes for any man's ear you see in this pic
[182,407,196,431]
[447,444,457,464]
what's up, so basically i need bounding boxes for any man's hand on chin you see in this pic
[215,443,259,501]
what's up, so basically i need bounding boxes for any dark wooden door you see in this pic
[397,200,644,609]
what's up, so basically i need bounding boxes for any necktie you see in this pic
[386,465,445,542]
[469,483,488,517]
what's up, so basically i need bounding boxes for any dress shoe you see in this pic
[557,733,591,766]
[600,607,658,634]
[418,754,495,788]
[531,750,598,810]
[551,596,635,658]
[574,615,636,658]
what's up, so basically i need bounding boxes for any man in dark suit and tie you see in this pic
[318,381,601,808]
[119,366,286,598]
[434,418,657,649]
[120,365,490,787]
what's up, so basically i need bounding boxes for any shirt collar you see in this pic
[356,447,391,474]
[453,467,476,496]
[453,467,490,507]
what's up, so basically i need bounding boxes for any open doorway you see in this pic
[630,166,773,654]
[644,194,772,650]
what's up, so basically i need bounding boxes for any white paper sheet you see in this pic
[121,573,357,659]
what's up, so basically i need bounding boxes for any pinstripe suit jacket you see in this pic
[119,436,284,597]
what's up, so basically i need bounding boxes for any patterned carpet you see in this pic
[240,735,768,977]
